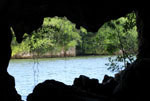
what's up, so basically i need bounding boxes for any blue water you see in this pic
[8,56,116,101]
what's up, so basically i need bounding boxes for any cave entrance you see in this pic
[8,12,138,100]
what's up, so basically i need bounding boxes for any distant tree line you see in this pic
[11,12,138,59]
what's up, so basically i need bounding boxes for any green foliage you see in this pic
[11,12,138,63]
[11,33,31,56]
[11,17,81,57]
[77,12,137,57]
[105,12,138,72]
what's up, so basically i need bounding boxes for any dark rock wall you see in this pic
[0,73,21,101]
[112,59,150,101]
[0,16,21,101]
[136,9,150,58]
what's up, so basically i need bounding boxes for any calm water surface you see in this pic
[8,56,116,101]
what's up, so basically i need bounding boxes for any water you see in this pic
[8,56,116,101]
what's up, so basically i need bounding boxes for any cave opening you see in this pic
[8,11,138,100]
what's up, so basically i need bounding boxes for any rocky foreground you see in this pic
[26,59,149,101]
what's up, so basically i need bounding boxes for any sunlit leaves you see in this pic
[104,12,138,72]
[11,17,81,57]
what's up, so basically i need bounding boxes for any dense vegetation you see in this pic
[11,17,81,57]
[11,13,138,60]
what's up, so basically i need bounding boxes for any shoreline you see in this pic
[11,54,116,59]
[11,48,123,59]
